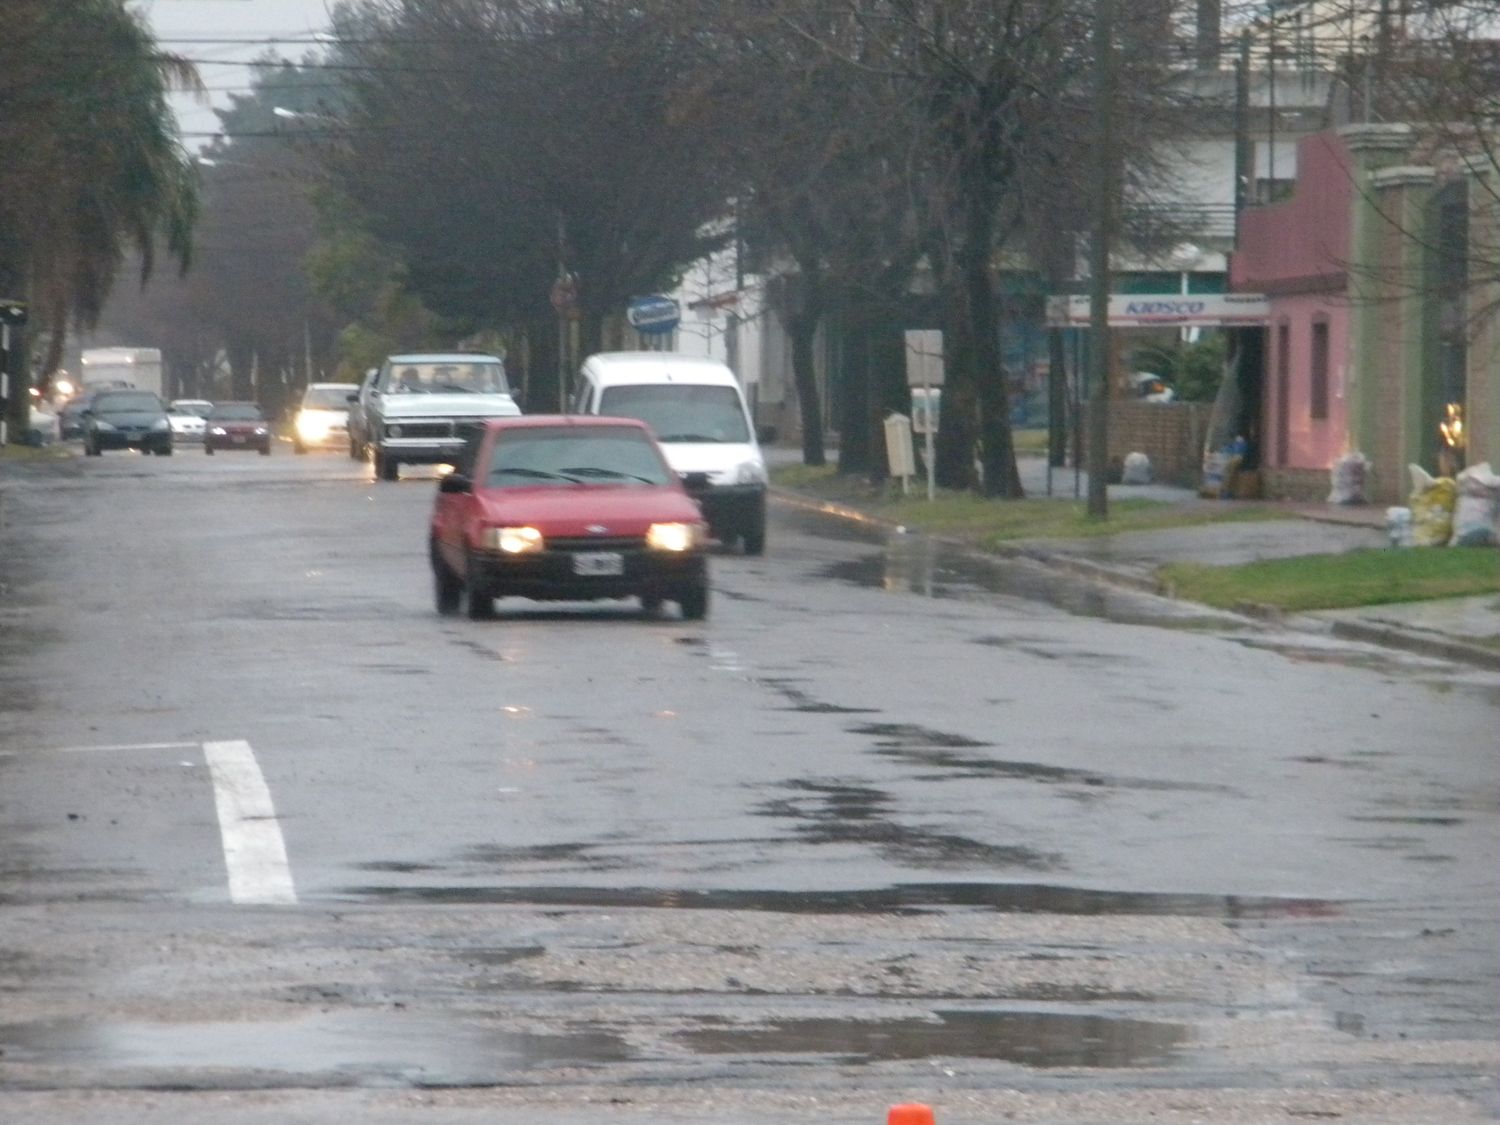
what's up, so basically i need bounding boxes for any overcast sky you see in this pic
[132,0,336,149]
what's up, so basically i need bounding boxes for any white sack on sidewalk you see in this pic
[1328,452,1370,504]
[1448,461,1500,547]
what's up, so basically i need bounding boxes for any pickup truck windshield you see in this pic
[381,362,508,395]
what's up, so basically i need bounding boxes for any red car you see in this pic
[204,402,272,455]
[429,416,710,620]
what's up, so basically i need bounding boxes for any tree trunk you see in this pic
[836,312,871,477]
[933,272,977,490]
[227,341,255,401]
[869,321,909,483]
[1048,327,1068,467]
[961,199,1022,499]
[528,313,560,414]
[787,311,825,466]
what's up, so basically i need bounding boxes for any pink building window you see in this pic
[1310,320,1330,421]
[1276,321,1291,466]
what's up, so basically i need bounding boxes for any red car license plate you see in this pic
[572,552,623,576]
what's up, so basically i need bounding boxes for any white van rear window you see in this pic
[599,384,749,444]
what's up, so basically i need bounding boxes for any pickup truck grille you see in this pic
[387,421,453,440]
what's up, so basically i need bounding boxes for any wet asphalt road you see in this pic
[0,446,1496,1124]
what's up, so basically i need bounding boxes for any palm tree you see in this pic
[0,0,199,436]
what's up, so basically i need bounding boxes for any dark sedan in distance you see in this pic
[81,390,173,456]
[204,402,272,455]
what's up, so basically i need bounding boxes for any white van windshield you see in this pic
[599,384,749,444]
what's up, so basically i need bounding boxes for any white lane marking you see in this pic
[0,741,200,757]
[202,740,298,905]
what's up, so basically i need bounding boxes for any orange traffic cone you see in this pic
[888,1105,936,1125]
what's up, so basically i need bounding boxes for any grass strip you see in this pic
[1160,548,1500,612]
[773,463,1284,542]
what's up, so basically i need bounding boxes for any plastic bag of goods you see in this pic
[1385,506,1414,548]
[1327,451,1370,504]
[1199,452,1228,498]
[1448,462,1500,547]
[1121,451,1152,485]
[1408,464,1457,547]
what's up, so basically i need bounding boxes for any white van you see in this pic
[572,352,767,554]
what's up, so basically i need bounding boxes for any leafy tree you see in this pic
[0,0,198,435]
[1128,333,1227,402]
[661,1,931,469]
[319,0,733,407]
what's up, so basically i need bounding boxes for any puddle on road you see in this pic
[850,722,1236,795]
[677,1009,1186,1069]
[0,1011,629,1085]
[757,778,1064,871]
[813,544,1229,632]
[340,881,1338,920]
[758,677,881,714]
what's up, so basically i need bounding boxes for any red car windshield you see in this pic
[484,426,672,487]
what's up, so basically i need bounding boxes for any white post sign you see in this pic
[903,330,944,501]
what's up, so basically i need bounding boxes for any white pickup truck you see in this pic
[357,352,521,481]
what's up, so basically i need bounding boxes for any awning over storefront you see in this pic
[1046,293,1270,328]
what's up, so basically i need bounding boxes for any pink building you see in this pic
[1229,133,1355,493]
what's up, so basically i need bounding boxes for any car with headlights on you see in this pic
[429,416,710,620]
[168,398,213,443]
[204,402,272,455]
[292,381,359,453]
[81,389,174,456]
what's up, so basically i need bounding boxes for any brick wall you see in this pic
[1263,467,1332,501]
[1100,400,1212,487]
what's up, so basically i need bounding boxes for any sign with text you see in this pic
[1045,293,1270,328]
[627,295,680,334]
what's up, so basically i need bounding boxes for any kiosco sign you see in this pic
[1046,293,1270,328]
[626,295,680,334]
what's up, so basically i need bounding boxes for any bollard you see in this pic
[888,1104,936,1125]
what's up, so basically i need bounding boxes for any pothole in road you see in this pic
[338,882,1339,920]
[0,1011,632,1084]
[676,1009,1187,1068]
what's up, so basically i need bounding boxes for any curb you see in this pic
[1321,618,1500,671]
[771,484,1500,670]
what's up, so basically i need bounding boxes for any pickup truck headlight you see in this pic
[482,526,543,553]
[646,522,704,552]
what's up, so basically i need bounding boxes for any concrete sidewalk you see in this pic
[768,447,1500,670]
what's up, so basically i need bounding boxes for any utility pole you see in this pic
[1086,0,1116,519]
[1234,31,1251,216]
[1,300,31,445]
[554,212,572,413]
